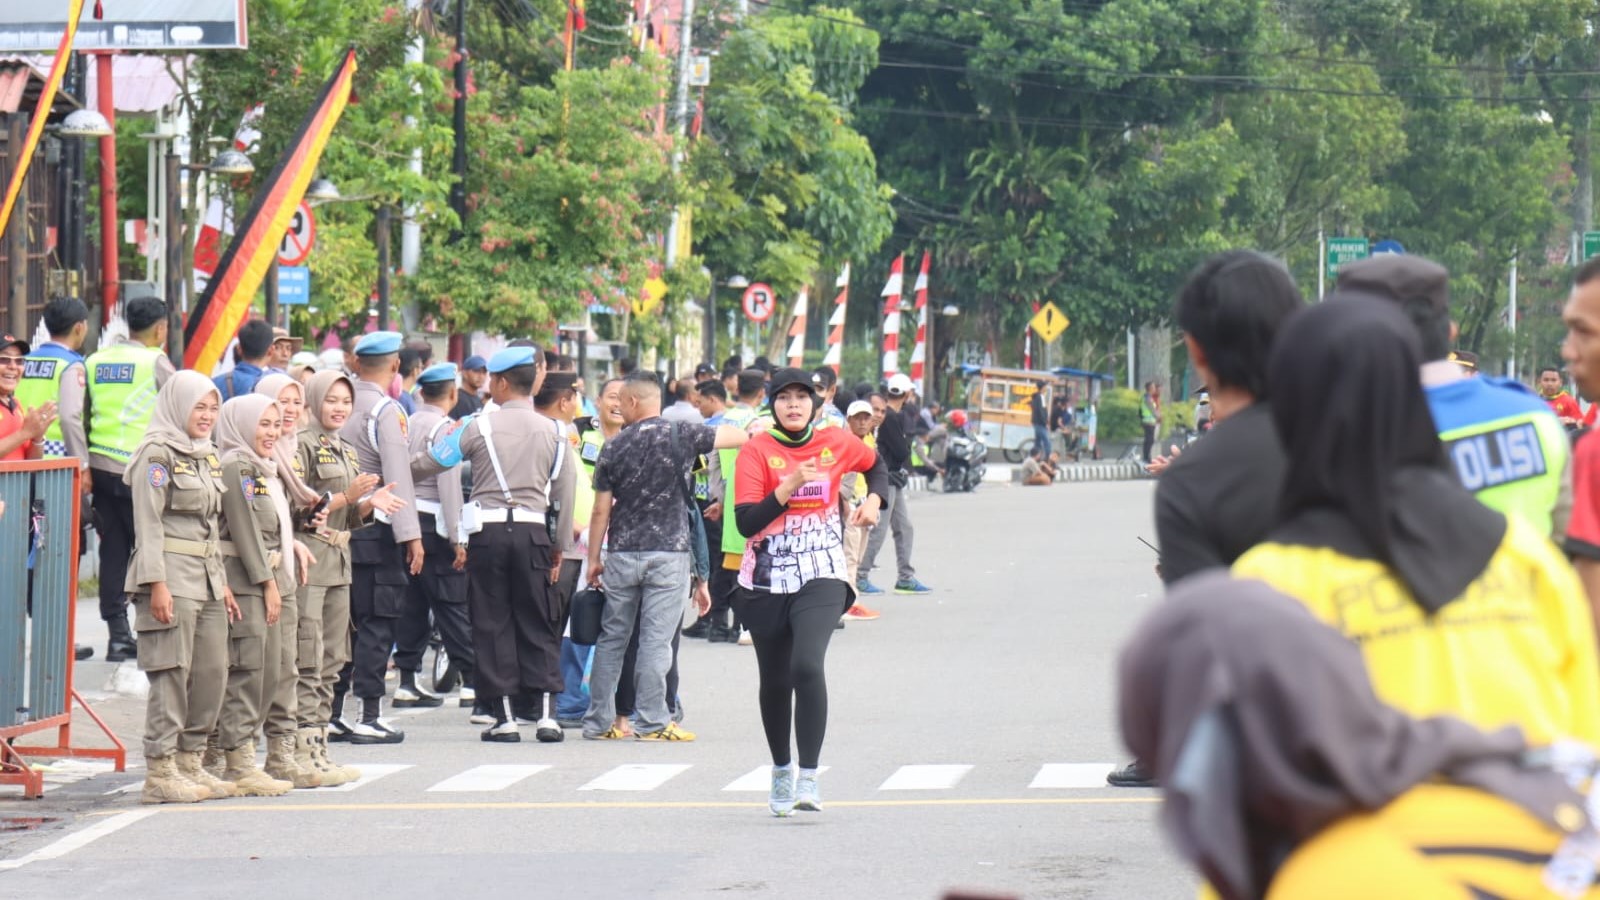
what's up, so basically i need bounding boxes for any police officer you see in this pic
[458,346,575,742]
[336,331,421,744]
[392,362,475,711]
[85,296,176,661]
[17,297,91,463]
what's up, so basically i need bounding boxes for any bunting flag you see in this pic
[184,50,358,373]
[909,251,930,382]
[0,0,84,238]
[823,262,849,372]
[572,0,588,31]
[881,254,904,377]
[786,287,809,368]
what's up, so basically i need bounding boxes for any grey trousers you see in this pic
[135,590,228,758]
[863,482,915,583]
[295,582,351,726]
[583,551,690,736]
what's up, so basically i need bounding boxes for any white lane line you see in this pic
[0,809,157,871]
[425,764,551,793]
[579,764,691,792]
[722,765,831,792]
[319,763,413,792]
[878,764,973,791]
[1029,763,1118,789]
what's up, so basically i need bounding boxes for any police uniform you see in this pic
[293,373,366,784]
[337,331,421,743]
[392,363,475,705]
[16,338,88,461]
[85,337,175,658]
[459,347,576,742]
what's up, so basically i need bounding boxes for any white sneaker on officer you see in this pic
[347,718,405,745]
[535,718,564,743]
[458,685,477,708]
[481,720,520,743]
[393,684,444,708]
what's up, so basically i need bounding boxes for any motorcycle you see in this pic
[943,429,987,492]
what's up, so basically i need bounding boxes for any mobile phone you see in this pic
[308,491,333,520]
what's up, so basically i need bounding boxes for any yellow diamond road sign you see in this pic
[1030,302,1069,343]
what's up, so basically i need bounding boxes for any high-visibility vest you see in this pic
[575,427,604,527]
[16,342,83,457]
[719,405,759,556]
[1428,377,1569,538]
[85,343,163,465]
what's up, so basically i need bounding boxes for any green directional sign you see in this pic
[1326,237,1370,281]
[1584,231,1600,261]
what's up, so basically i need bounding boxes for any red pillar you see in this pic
[96,52,118,324]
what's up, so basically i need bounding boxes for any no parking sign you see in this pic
[742,283,775,323]
[278,203,316,266]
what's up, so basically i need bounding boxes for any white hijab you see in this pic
[122,370,220,485]
[216,394,295,585]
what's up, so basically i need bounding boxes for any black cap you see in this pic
[1,333,28,354]
[769,367,821,398]
[1336,255,1450,316]
[695,362,717,377]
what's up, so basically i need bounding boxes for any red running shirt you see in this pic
[1546,391,1582,421]
[735,427,878,593]
[0,397,29,461]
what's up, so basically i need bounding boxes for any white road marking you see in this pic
[722,765,831,792]
[0,809,157,871]
[579,764,691,792]
[1028,763,1118,789]
[425,764,550,792]
[319,763,413,792]
[878,764,973,791]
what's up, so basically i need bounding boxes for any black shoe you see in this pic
[481,721,521,743]
[683,618,712,639]
[1106,761,1157,788]
[74,644,94,661]
[347,718,406,745]
[393,685,444,708]
[535,718,564,743]
[707,624,735,643]
[327,718,354,742]
[468,704,496,725]
[105,616,137,662]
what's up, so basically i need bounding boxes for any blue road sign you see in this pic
[279,266,310,305]
[1373,239,1405,255]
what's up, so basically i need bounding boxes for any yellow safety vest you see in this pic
[85,343,163,464]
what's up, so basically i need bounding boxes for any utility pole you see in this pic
[400,0,426,330]
[1507,252,1518,381]
[662,0,696,271]
[449,0,469,242]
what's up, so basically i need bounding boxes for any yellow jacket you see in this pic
[1234,516,1600,747]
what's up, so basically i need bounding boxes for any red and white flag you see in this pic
[192,105,263,293]
[910,251,930,382]
[823,263,849,371]
[786,287,809,367]
[881,254,904,377]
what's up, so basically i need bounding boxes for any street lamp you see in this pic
[306,177,342,204]
[207,148,255,176]
[58,109,112,138]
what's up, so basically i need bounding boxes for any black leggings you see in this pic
[735,579,846,770]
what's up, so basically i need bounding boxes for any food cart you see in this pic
[955,365,1062,461]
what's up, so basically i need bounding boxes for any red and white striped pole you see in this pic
[823,263,849,373]
[881,254,904,377]
[786,286,808,368]
[909,251,930,384]
[1024,300,1039,369]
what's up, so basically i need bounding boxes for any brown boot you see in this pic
[141,755,206,805]
[176,749,238,799]
[223,742,292,797]
[264,734,322,789]
[202,733,227,780]
[316,726,362,784]
[300,726,354,787]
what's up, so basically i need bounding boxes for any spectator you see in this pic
[661,378,704,424]
[451,355,487,419]
[1020,451,1058,486]
[583,372,748,741]
[695,380,729,423]
[1140,381,1161,464]
[394,348,422,414]
[694,362,718,385]
[1538,365,1582,429]
[1029,388,1049,458]
[267,328,302,374]
[858,373,932,596]
[216,319,275,400]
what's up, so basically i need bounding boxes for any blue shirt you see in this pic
[214,361,264,400]
[1425,375,1557,435]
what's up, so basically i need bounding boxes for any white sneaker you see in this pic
[458,686,477,706]
[737,630,753,646]
[535,718,564,743]
[347,718,405,745]
[795,769,823,811]
[769,765,796,817]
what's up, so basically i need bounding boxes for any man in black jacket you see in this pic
[859,374,933,595]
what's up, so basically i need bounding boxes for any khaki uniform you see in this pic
[394,404,473,682]
[294,427,368,725]
[126,442,229,759]
[217,457,296,750]
[338,380,421,709]
[459,399,576,705]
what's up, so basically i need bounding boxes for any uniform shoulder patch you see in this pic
[240,474,256,498]
[148,462,169,488]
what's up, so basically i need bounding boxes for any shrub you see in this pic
[1098,388,1143,442]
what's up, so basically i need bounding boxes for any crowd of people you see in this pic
[1,305,944,816]
[1117,249,1600,898]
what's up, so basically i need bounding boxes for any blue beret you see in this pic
[487,346,538,374]
[462,355,488,372]
[354,330,403,356]
[418,363,458,385]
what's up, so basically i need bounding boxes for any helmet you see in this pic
[948,409,968,428]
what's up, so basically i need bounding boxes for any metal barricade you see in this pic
[1,460,125,798]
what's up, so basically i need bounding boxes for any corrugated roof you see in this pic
[0,59,82,117]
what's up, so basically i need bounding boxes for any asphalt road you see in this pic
[1,479,1194,900]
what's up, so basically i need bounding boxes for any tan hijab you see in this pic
[254,373,320,505]
[217,394,296,584]
[304,370,356,439]
[122,370,220,485]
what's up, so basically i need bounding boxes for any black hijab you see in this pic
[1266,296,1504,612]
[1118,573,1589,900]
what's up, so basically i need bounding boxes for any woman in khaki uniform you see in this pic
[295,371,403,785]
[211,394,297,796]
[254,373,324,789]
[126,371,238,804]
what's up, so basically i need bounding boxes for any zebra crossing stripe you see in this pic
[321,764,413,792]
[425,764,550,792]
[579,763,690,792]
[1029,763,1117,789]
[878,764,973,791]
[722,765,832,792]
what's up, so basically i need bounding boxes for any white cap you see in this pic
[847,400,874,418]
[318,348,346,370]
[886,373,914,396]
[290,351,320,369]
